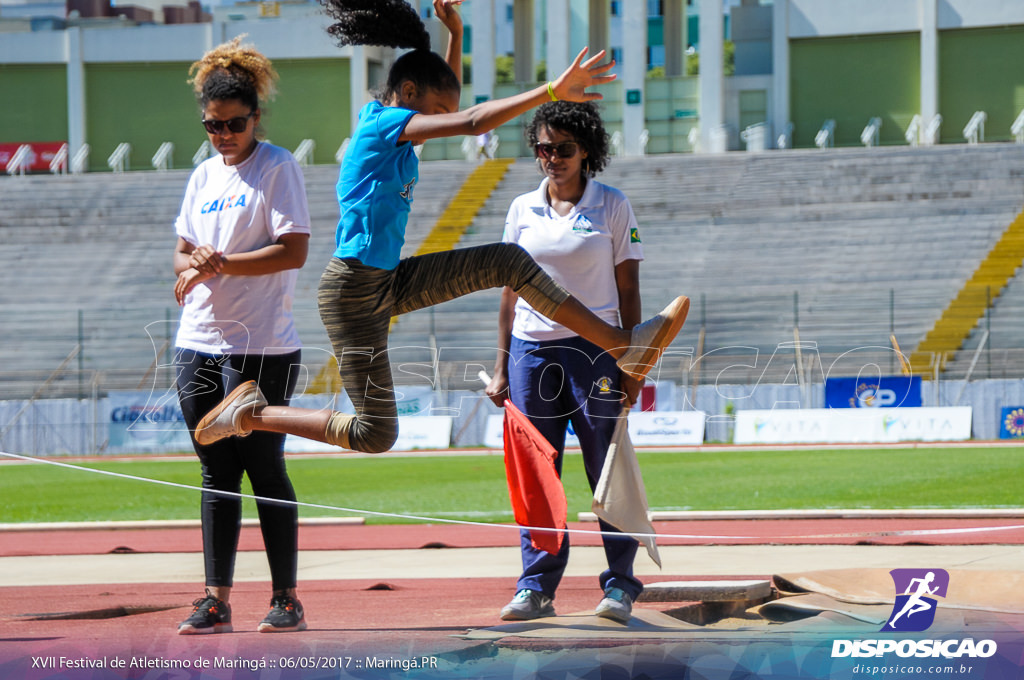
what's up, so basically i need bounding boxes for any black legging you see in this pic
[175,348,301,591]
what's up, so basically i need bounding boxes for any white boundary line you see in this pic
[3,449,1024,542]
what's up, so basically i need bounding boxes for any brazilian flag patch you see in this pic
[630,227,642,243]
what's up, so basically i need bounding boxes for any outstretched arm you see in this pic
[400,48,616,144]
[435,0,463,86]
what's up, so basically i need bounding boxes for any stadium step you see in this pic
[910,207,1024,374]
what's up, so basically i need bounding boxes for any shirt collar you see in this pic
[532,176,604,213]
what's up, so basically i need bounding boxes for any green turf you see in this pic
[1,446,1021,524]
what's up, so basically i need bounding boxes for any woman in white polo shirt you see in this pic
[172,37,310,636]
[486,101,645,624]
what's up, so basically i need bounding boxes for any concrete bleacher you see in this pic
[388,144,1024,385]
[0,159,473,399]
[2,143,1023,399]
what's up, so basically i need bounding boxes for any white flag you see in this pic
[592,408,661,568]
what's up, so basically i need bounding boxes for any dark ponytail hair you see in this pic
[320,0,459,102]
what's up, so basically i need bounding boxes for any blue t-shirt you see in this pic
[333,101,419,270]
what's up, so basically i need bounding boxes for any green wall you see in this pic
[790,33,919,148]
[85,62,199,172]
[0,64,67,144]
[267,58,351,165]
[939,26,1024,144]
[84,58,351,171]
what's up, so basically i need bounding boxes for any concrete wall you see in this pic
[789,33,920,148]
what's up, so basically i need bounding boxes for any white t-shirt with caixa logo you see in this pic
[503,177,644,342]
[174,142,311,355]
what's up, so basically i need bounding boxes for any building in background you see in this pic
[1,0,1023,170]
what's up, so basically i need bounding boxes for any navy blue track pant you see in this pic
[507,335,643,601]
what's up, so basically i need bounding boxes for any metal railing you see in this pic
[293,138,315,166]
[1012,109,1024,144]
[151,141,174,171]
[741,122,768,153]
[814,119,835,149]
[5,144,32,176]
[335,138,350,164]
[904,115,922,146]
[192,140,212,167]
[963,111,986,145]
[776,121,793,150]
[107,142,131,173]
[49,143,69,174]
[71,144,90,174]
[860,117,882,147]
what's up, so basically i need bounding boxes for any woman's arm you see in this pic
[213,232,309,276]
[485,286,518,408]
[400,48,615,143]
[435,0,463,86]
[615,258,643,406]
[173,233,308,305]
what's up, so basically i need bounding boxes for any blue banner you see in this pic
[825,376,922,409]
[999,406,1024,439]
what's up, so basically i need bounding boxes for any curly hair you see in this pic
[526,101,611,177]
[320,0,429,50]
[319,0,459,103]
[188,36,277,110]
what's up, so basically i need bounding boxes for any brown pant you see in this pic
[318,242,569,453]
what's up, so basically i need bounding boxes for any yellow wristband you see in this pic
[547,81,558,102]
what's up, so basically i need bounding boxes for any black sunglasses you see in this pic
[201,112,255,135]
[535,141,580,160]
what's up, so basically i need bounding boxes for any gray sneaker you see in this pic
[595,587,633,623]
[616,296,690,381]
[500,589,555,621]
[194,380,268,446]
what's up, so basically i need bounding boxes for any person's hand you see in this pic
[175,268,215,306]
[485,373,509,409]
[550,48,617,102]
[434,0,463,35]
[189,244,226,276]
[620,374,642,408]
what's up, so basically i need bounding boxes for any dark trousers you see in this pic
[175,348,301,591]
[507,335,642,601]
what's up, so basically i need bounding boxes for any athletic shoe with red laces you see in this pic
[178,592,232,635]
[258,594,307,633]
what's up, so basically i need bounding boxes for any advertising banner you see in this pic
[734,407,972,444]
[107,391,192,452]
[0,141,66,172]
[484,411,706,448]
[825,376,922,409]
[998,406,1024,439]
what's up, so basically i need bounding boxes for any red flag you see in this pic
[502,400,567,554]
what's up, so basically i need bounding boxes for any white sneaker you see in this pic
[500,589,555,621]
[616,296,690,381]
[194,380,267,446]
[595,587,633,623]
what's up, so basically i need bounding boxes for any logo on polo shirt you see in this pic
[630,227,642,243]
[573,214,594,233]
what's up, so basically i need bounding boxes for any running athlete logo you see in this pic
[881,568,949,632]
